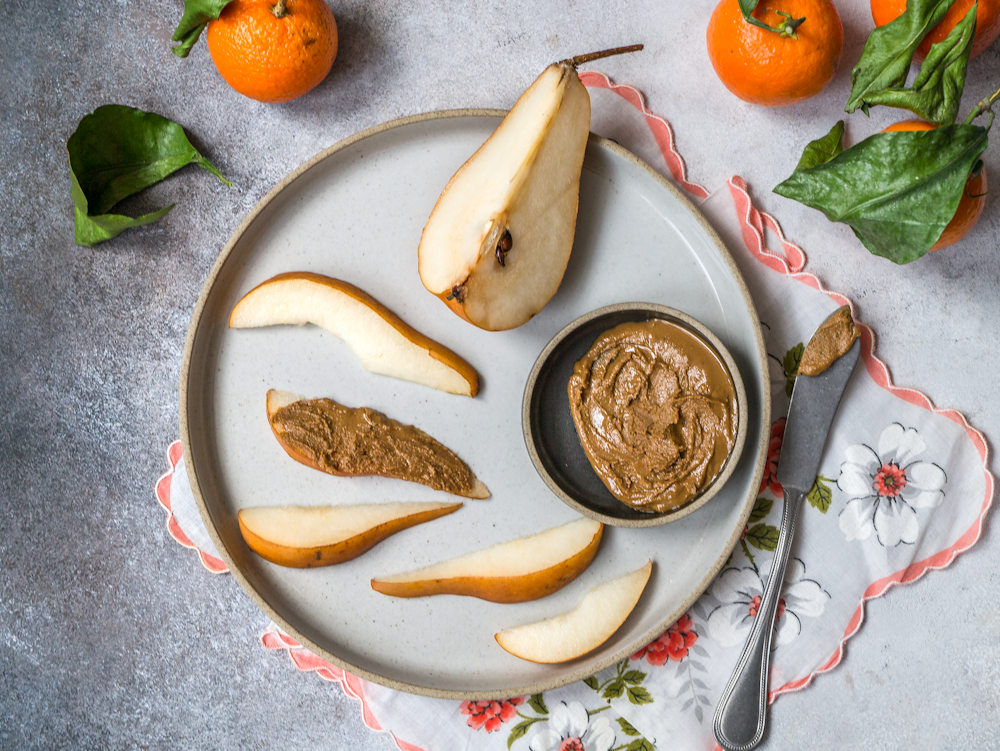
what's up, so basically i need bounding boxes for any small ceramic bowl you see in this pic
[522,302,748,527]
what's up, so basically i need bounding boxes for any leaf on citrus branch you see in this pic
[846,0,958,115]
[774,124,988,263]
[171,0,234,58]
[858,4,976,125]
[68,105,230,247]
[737,0,804,36]
[807,475,834,513]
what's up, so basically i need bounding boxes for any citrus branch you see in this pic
[965,83,1000,125]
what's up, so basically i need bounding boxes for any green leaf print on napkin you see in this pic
[807,475,834,513]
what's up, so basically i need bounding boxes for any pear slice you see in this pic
[370,517,603,602]
[418,46,643,331]
[266,390,490,499]
[495,560,652,663]
[238,501,462,568]
[230,272,479,396]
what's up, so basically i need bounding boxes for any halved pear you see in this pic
[266,390,490,499]
[495,560,652,663]
[370,517,603,602]
[418,46,642,331]
[238,501,462,568]
[230,272,479,396]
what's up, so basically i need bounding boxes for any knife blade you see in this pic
[714,306,860,751]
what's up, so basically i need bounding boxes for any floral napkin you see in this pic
[156,75,993,751]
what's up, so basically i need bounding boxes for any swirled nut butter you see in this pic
[567,319,738,513]
[798,306,859,377]
[269,394,489,499]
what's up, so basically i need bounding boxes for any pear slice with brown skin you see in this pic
[370,517,603,603]
[418,45,642,332]
[266,390,490,499]
[230,272,479,396]
[495,560,652,663]
[238,501,462,568]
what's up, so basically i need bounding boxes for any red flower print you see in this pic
[873,462,907,497]
[747,595,785,620]
[759,419,786,496]
[460,697,524,732]
[631,613,698,666]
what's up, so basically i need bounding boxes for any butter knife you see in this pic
[713,307,860,751]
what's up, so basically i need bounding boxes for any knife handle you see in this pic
[713,488,805,751]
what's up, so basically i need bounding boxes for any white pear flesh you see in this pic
[230,272,479,396]
[238,502,462,568]
[495,560,653,663]
[418,61,591,331]
[371,517,603,603]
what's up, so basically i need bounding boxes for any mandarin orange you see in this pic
[871,0,1000,61]
[707,0,843,107]
[207,0,338,104]
[883,119,987,250]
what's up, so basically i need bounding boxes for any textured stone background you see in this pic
[2,0,999,749]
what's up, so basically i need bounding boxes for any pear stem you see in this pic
[566,44,643,67]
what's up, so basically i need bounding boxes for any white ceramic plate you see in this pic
[181,110,770,699]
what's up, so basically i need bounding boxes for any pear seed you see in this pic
[495,229,513,267]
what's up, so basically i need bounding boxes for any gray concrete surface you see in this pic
[2,0,998,749]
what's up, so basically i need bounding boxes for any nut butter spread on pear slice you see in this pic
[266,390,489,499]
[798,306,859,377]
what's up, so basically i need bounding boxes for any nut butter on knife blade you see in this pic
[714,306,860,751]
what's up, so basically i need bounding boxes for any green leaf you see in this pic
[626,685,654,705]
[740,538,756,566]
[807,475,834,513]
[745,523,780,552]
[859,3,977,125]
[622,670,646,686]
[625,737,656,751]
[528,694,548,715]
[774,124,988,263]
[749,497,774,524]
[507,718,540,749]
[68,105,230,247]
[783,343,804,397]
[171,0,234,57]
[846,0,958,114]
[603,678,625,700]
[616,717,641,737]
[737,0,805,36]
[795,121,845,171]
[584,676,600,691]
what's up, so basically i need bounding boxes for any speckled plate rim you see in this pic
[523,302,750,527]
[179,109,770,700]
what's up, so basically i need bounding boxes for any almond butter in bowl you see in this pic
[568,318,738,514]
[523,303,748,527]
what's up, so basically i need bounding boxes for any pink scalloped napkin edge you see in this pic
[156,74,993,751]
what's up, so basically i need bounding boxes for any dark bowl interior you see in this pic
[522,303,744,526]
